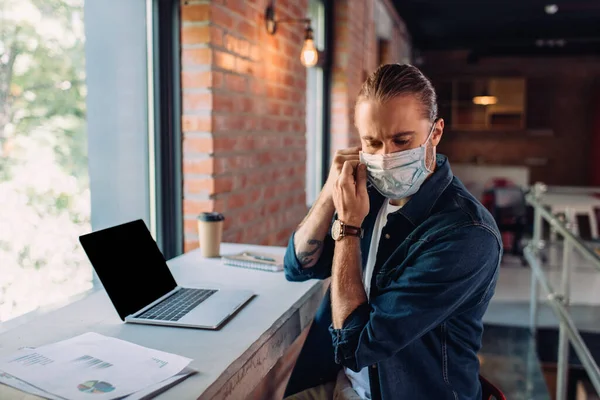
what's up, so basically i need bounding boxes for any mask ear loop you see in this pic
[423,118,439,146]
[423,118,439,172]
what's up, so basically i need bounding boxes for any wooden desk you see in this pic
[0,243,326,400]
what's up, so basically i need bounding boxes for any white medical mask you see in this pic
[360,122,436,199]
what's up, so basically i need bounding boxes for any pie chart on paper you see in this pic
[77,380,116,394]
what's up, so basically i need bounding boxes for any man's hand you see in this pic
[333,161,369,227]
[324,147,361,199]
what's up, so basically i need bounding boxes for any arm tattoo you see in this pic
[297,239,323,266]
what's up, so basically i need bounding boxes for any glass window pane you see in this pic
[0,0,91,322]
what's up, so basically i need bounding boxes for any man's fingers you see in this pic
[340,160,356,178]
[337,161,356,188]
[337,146,361,155]
[356,163,368,190]
[333,154,359,167]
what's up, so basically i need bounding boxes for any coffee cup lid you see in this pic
[198,212,225,222]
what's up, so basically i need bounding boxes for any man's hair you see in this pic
[356,64,438,121]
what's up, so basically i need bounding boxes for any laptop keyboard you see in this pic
[136,288,217,322]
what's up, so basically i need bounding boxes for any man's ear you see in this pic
[432,118,444,146]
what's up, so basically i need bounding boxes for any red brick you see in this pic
[181,4,210,21]
[214,176,235,194]
[181,25,210,45]
[211,26,224,47]
[212,72,224,88]
[212,93,235,113]
[183,92,212,111]
[237,21,256,41]
[214,50,235,71]
[236,39,250,58]
[181,71,211,88]
[277,120,291,132]
[249,45,260,61]
[290,90,302,102]
[239,98,252,114]
[211,5,235,29]
[275,228,291,245]
[183,158,214,174]
[283,73,294,87]
[250,80,264,96]
[213,115,244,132]
[267,199,282,215]
[227,192,247,209]
[183,136,213,154]
[182,48,212,65]
[224,35,237,54]
[282,105,294,117]
[182,115,212,132]
[235,58,253,75]
[225,73,247,92]
[184,240,199,253]
[223,230,243,244]
[227,0,248,18]
[183,200,214,219]
[184,178,213,194]
[213,137,237,151]
[267,102,280,116]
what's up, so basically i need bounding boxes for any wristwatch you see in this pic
[331,219,364,241]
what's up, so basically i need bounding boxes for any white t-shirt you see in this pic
[345,199,402,399]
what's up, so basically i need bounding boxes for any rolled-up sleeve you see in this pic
[329,225,501,372]
[283,231,336,282]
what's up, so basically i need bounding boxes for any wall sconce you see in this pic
[264,3,319,68]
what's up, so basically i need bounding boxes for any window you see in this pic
[305,0,329,206]
[0,0,174,325]
[0,0,91,322]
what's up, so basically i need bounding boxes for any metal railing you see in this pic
[526,183,600,400]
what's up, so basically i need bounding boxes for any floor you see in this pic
[481,243,600,399]
[484,243,600,332]
[480,325,551,400]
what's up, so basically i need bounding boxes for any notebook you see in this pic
[222,252,284,272]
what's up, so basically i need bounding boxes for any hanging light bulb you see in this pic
[472,95,498,106]
[300,26,318,68]
[473,88,498,106]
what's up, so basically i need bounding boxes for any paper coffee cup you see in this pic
[197,212,225,258]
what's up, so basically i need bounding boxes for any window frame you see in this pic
[151,0,183,260]
[306,0,333,206]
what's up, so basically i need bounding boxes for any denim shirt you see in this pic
[283,155,502,400]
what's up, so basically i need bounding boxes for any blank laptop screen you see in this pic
[79,219,177,320]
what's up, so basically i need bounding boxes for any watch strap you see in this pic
[341,222,363,238]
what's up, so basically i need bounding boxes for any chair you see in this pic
[480,375,507,400]
[482,185,528,256]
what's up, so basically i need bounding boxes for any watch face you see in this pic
[331,220,342,241]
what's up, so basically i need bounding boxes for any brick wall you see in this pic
[180,0,410,252]
[421,51,600,186]
[180,0,309,251]
[330,0,411,156]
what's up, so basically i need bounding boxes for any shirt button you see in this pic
[384,234,391,239]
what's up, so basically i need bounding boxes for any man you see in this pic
[283,64,501,400]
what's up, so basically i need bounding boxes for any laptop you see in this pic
[79,219,254,330]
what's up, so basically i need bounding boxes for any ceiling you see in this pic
[391,0,600,56]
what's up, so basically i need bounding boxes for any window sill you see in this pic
[0,286,100,335]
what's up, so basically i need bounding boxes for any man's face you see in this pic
[355,95,443,156]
